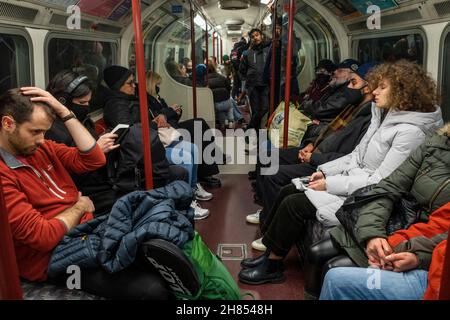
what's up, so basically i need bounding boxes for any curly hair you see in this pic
[365,59,438,112]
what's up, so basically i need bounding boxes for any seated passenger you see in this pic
[45,71,188,216]
[166,60,192,86]
[248,62,377,251]
[102,66,211,219]
[300,59,360,142]
[238,59,443,285]
[299,59,336,104]
[320,202,450,300]
[146,70,224,188]
[206,60,234,129]
[0,88,169,299]
[195,64,207,87]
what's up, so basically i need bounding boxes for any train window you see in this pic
[47,37,116,111]
[0,32,31,93]
[357,33,424,65]
[441,29,450,122]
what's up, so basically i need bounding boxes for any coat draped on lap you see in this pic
[47,181,194,277]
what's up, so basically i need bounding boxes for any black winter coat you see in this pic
[207,72,231,103]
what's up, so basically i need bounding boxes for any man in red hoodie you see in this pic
[0,88,169,299]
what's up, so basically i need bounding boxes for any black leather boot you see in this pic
[240,251,269,269]
[238,256,285,285]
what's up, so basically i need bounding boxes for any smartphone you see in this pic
[298,176,310,184]
[110,124,130,144]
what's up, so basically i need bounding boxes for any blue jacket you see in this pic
[47,181,194,277]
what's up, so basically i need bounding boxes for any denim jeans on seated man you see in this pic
[214,98,234,126]
[319,267,428,300]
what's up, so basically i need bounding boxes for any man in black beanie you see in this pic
[103,65,134,92]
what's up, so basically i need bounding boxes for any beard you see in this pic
[9,130,39,156]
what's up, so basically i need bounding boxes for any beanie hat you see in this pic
[337,59,360,72]
[223,54,229,62]
[355,61,379,80]
[103,65,132,91]
[316,59,337,73]
[196,64,207,78]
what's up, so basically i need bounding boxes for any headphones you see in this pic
[57,75,89,105]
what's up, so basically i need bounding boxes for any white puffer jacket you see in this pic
[304,103,443,227]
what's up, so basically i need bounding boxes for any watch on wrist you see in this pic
[60,111,77,123]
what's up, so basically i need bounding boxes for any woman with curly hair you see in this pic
[238,59,444,285]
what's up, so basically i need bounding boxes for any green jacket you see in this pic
[330,124,450,267]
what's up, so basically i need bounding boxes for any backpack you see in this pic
[108,123,171,192]
[141,232,241,300]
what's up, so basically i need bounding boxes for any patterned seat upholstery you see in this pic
[21,280,104,300]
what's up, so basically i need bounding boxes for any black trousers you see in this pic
[49,263,171,300]
[177,118,220,178]
[256,147,317,227]
[247,86,269,131]
[261,184,317,257]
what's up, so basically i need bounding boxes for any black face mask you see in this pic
[155,85,160,95]
[316,73,331,86]
[69,102,89,121]
[186,68,192,74]
[344,87,364,105]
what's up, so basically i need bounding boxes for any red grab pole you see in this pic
[269,0,278,116]
[0,175,23,300]
[131,0,153,190]
[212,31,215,59]
[439,227,450,299]
[205,21,209,85]
[282,0,295,149]
[189,0,198,118]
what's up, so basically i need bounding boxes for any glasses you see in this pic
[125,80,136,86]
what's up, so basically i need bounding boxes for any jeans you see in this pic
[165,140,199,188]
[214,99,234,125]
[231,98,244,121]
[247,86,269,131]
[320,267,428,300]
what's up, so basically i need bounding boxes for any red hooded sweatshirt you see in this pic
[0,140,105,281]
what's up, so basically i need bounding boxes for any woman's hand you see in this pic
[97,133,119,154]
[170,104,182,115]
[153,114,170,128]
[309,171,324,182]
[384,252,419,272]
[308,178,326,191]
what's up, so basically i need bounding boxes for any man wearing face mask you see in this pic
[299,60,336,104]
[247,63,377,245]
[300,59,360,145]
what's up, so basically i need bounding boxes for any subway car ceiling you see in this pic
[0,0,449,121]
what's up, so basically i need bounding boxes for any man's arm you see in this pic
[54,193,95,231]
[21,87,96,152]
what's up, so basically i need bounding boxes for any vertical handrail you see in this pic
[205,21,209,85]
[282,0,295,149]
[269,0,278,116]
[131,0,153,190]
[189,0,198,118]
[212,31,215,59]
[439,226,450,299]
[0,175,23,299]
[220,38,223,64]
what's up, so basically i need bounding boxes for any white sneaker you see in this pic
[191,200,210,220]
[251,237,267,251]
[195,183,213,201]
[246,209,261,224]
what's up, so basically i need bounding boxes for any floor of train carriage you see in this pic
[195,170,305,300]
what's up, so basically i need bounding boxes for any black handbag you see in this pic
[335,184,423,249]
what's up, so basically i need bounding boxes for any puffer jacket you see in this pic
[305,104,443,227]
[330,124,450,267]
[47,181,194,277]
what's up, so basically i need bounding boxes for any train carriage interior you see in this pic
[0,0,450,302]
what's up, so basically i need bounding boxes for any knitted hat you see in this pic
[103,65,132,91]
[196,64,207,78]
[223,54,229,62]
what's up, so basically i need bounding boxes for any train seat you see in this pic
[21,280,103,300]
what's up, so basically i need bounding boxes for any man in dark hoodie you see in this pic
[239,28,271,131]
